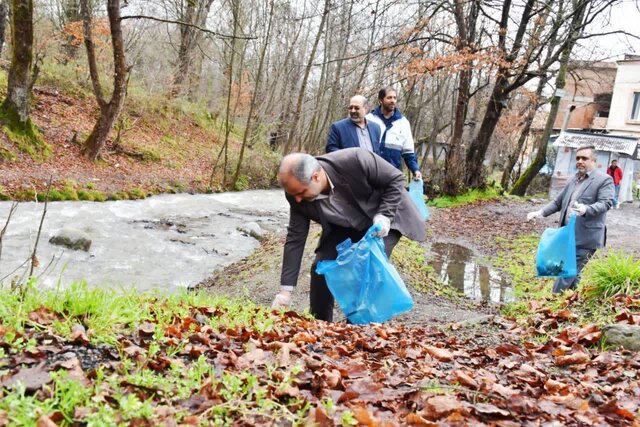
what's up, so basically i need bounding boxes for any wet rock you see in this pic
[237,222,267,240]
[49,228,92,251]
[602,324,640,351]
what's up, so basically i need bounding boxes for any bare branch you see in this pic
[29,177,51,278]
[120,14,255,40]
[0,201,18,264]
[312,34,454,67]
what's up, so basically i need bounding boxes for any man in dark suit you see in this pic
[325,95,382,155]
[527,145,614,292]
[271,148,426,321]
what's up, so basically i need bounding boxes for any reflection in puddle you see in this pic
[428,242,513,303]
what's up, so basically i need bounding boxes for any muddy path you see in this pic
[198,197,640,328]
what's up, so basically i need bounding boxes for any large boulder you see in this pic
[49,228,92,251]
[602,324,640,351]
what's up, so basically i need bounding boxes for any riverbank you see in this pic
[200,196,640,327]
[2,197,638,425]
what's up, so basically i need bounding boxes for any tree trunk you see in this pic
[463,78,508,188]
[444,68,472,195]
[510,0,588,196]
[500,76,547,190]
[80,0,129,160]
[444,0,478,195]
[1,0,34,123]
[172,0,214,96]
[510,73,564,196]
[283,0,330,154]
[211,0,240,187]
[84,104,121,160]
[231,0,274,188]
[0,0,7,57]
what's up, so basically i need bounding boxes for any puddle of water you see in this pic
[427,242,513,303]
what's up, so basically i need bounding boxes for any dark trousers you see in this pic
[552,247,596,293]
[310,226,402,322]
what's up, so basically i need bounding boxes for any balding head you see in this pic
[348,95,369,125]
[278,153,326,203]
[278,153,320,185]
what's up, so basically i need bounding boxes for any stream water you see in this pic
[0,190,289,292]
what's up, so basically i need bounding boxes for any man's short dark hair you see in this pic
[611,159,617,163]
[576,145,596,158]
[378,86,396,101]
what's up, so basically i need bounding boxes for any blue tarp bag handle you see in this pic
[409,179,430,220]
[535,214,578,277]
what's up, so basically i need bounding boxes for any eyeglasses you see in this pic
[575,156,590,161]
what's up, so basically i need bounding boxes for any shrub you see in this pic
[128,188,147,200]
[579,251,640,300]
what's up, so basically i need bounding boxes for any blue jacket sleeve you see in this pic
[402,152,420,173]
[326,124,341,153]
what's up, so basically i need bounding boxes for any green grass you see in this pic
[579,250,640,299]
[0,143,17,161]
[494,235,639,326]
[428,187,501,209]
[0,281,278,346]
[127,188,148,200]
[0,281,313,425]
[493,234,555,319]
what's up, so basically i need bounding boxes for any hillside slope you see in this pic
[0,82,278,200]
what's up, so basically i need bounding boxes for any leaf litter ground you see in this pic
[1,301,639,425]
[2,199,640,424]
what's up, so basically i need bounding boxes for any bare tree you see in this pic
[443,0,479,195]
[510,0,592,196]
[283,0,331,154]
[80,0,129,160]
[231,0,275,187]
[464,0,616,188]
[171,0,215,95]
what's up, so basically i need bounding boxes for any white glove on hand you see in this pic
[572,202,587,216]
[271,291,291,309]
[527,210,543,221]
[413,171,423,181]
[372,214,391,238]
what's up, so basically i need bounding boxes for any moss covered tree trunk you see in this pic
[80,0,128,161]
[1,0,34,123]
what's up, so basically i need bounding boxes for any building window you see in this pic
[632,92,640,121]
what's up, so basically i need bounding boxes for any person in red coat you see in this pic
[607,159,623,208]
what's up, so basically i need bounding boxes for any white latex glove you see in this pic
[372,214,391,238]
[527,210,543,221]
[413,171,422,181]
[271,291,291,309]
[572,202,587,216]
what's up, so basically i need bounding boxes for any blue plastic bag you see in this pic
[315,225,414,324]
[409,179,430,220]
[535,214,577,277]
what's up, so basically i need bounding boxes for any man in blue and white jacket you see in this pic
[366,87,422,181]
